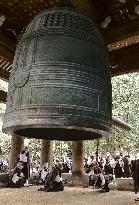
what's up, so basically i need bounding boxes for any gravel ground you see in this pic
[0,186,138,205]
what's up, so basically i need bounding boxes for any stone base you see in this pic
[62,173,89,186]
[0,173,9,188]
[0,172,134,191]
[62,173,134,191]
[109,178,134,191]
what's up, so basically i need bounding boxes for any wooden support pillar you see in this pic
[40,140,53,169]
[72,141,85,186]
[10,134,24,170]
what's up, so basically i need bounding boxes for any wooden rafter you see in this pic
[0,55,11,81]
[102,18,139,44]
[0,89,7,103]
[110,43,139,77]
[0,67,10,81]
[0,34,15,60]
[0,2,139,80]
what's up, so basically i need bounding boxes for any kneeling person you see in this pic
[8,162,24,188]
[38,162,64,192]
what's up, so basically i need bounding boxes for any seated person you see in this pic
[89,166,113,192]
[38,162,64,192]
[89,163,102,188]
[39,162,49,184]
[8,162,24,188]
[89,165,96,187]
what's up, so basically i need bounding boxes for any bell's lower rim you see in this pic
[2,124,112,141]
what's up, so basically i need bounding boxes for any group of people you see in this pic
[84,152,136,178]
[53,151,137,179]
[2,148,139,200]
[38,162,64,192]
[84,152,139,201]
[8,147,64,192]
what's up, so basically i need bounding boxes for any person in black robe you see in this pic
[0,161,3,172]
[133,155,139,201]
[38,162,64,192]
[89,164,113,192]
[104,158,113,175]
[123,156,130,178]
[19,146,30,187]
[8,162,24,188]
[114,158,124,178]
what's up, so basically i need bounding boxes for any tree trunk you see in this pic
[10,134,24,170]
[40,140,53,170]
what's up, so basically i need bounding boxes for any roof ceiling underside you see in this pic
[0,0,139,81]
[1,0,139,34]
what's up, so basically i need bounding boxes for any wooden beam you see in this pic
[110,43,139,77]
[112,116,132,131]
[0,14,6,27]
[102,19,139,44]
[40,140,53,169]
[0,90,7,103]
[0,69,10,81]
[72,0,103,23]
[0,34,15,60]
[10,134,24,170]
[72,141,85,185]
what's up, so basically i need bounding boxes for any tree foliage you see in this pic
[85,73,139,155]
[111,73,139,153]
[0,135,11,161]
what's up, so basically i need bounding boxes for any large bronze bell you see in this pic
[2,7,112,140]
